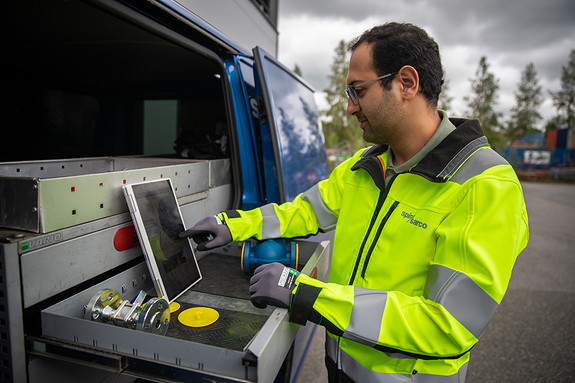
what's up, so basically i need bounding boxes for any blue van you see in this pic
[1,0,329,382]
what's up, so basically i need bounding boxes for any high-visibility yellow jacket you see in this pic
[219,118,529,382]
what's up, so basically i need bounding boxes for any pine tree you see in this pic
[321,40,365,150]
[506,63,543,146]
[550,49,575,129]
[465,56,504,146]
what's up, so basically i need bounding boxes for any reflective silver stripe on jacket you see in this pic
[425,264,498,339]
[437,136,489,180]
[450,146,509,185]
[343,287,386,347]
[326,334,338,361]
[332,290,414,360]
[301,184,337,232]
[329,344,469,383]
[327,336,469,382]
[259,204,281,239]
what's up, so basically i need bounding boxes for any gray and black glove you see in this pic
[249,262,300,309]
[179,215,232,251]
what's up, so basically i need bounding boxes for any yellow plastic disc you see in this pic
[178,307,219,327]
[169,302,181,313]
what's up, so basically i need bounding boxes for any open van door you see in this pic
[253,47,328,204]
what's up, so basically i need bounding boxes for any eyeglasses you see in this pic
[345,72,396,105]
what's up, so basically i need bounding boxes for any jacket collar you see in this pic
[351,118,488,184]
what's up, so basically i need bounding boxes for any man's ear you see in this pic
[397,65,419,100]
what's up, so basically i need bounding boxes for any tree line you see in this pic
[316,41,575,151]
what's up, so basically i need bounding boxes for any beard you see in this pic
[359,91,404,145]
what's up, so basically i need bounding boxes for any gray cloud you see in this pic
[278,0,575,123]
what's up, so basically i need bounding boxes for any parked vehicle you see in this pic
[1,1,329,381]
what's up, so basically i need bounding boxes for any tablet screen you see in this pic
[125,179,201,302]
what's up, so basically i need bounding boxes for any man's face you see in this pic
[346,43,402,145]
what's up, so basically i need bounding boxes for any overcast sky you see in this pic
[276,0,575,128]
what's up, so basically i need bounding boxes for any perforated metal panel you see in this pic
[167,303,267,351]
[0,157,212,233]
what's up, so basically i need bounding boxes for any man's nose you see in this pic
[346,98,360,115]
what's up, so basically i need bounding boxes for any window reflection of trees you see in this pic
[276,95,328,200]
[264,59,328,199]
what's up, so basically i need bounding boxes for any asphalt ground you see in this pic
[295,181,575,383]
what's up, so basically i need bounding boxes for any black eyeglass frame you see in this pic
[345,72,397,105]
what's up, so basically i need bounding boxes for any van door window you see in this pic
[253,47,328,202]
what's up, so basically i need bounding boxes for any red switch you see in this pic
[114,225,139,251]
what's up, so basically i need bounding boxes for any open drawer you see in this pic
[35,240,330,382]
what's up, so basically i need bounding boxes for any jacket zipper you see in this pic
[348,175,397,284]
[348,193,386,284]
[361,200,399,278]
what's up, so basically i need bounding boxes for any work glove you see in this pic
[178,215,232,251]
[249,263,300,309]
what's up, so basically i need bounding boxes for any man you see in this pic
[182,23,529,382]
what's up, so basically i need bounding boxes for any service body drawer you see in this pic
[38,240,330,382]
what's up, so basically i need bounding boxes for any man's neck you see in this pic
[389,108,441,166]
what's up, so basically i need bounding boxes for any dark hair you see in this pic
[348,22,444,107]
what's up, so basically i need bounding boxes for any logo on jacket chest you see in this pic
[401,211,428,229]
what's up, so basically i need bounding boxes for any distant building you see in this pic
[545,127,575,150]
[502,127,575,181]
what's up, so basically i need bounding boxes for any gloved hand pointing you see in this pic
[178,215,232,251]
[249,263,300,309]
